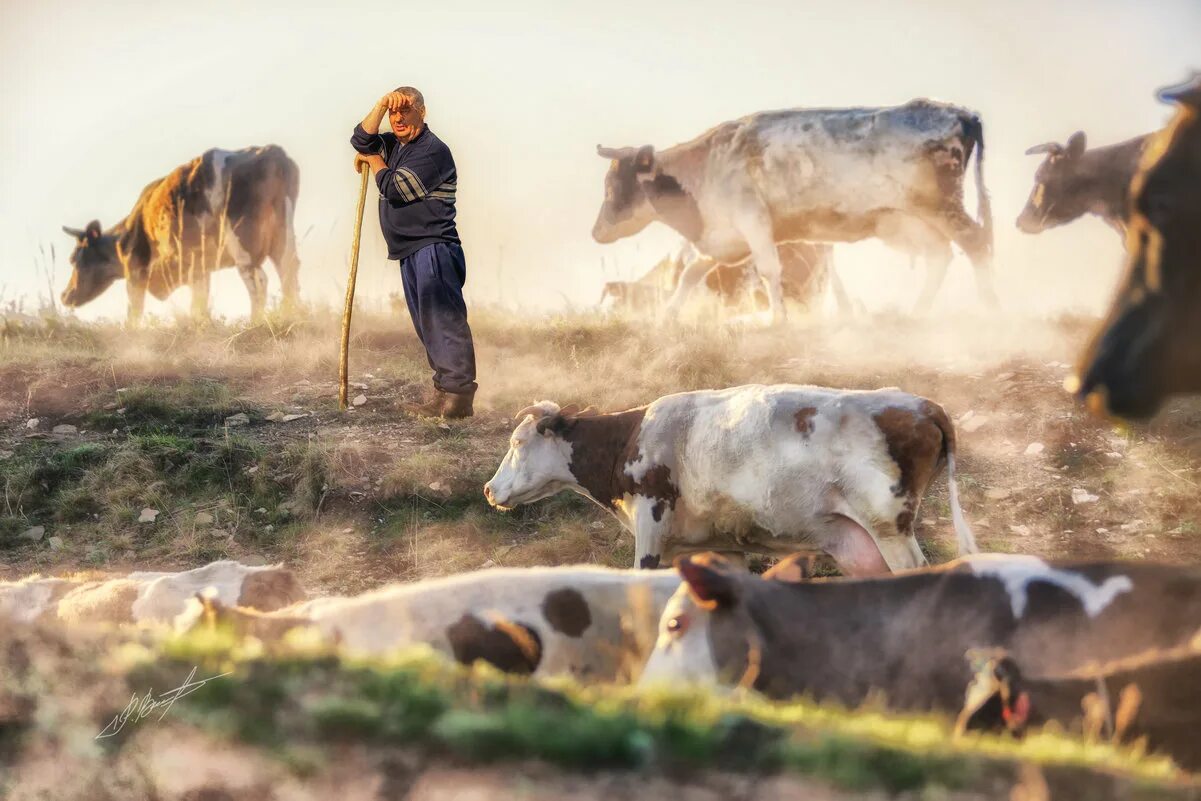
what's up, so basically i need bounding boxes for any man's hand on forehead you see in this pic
[382,92,414,113]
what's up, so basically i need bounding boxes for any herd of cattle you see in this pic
[26,75,1201,771]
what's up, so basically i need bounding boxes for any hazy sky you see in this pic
[1,0,1197,320]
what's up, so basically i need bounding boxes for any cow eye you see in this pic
[666,615,686,635]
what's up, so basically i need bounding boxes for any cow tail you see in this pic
[963,113,993,256]
[931,403,978,556]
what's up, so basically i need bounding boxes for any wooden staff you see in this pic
[339,163,371,411]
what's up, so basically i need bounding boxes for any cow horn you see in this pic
[514,403,554,421]
[597,145,624,159]
[1024,142,1062,157]
[558,403,581,417]
[62,225,86,238]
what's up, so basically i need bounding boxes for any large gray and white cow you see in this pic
[641,552,1201,716]
[1016,131,1153,239]
[61,145,301,323]
[484,385,976,574]
[592,99,995,322]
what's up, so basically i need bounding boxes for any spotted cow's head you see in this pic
[1075,76,1201,419]
[1016,131,1090,233]
[60,220,124,307]
[592,145,658,243]
[484,402,587,509]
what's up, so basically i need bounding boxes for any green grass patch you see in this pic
[99,630,1185,795]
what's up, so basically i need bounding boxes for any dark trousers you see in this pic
[398,242,478,394]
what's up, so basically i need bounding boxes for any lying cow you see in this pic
[1017,131,1153,238]
[593,99,996,322]
[1074,76,1201,420]
[0,560,304,627]
[484,385,977,574]
[640,553,1201,716]
[61,144,301,323]
[184,565,680,682]
[957,644,1201,772]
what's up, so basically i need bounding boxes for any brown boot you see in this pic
[402,388,451,418]
[441,389,475,419]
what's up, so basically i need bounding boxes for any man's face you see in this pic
[390,101,425,143]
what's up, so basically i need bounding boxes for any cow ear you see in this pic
[634,145,655,174]
[675,553,740,608]
[535,414,571,437]
[1066,131,1087,160]
[762,553,817,583]
[85,220,102,241]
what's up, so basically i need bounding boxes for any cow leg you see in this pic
[911,241,953,316]
[272,197,301,314]
[828,261,854,315]
[190,270,211,320]
[238,261,269,320]
[735,216,787,325]
[126,281,146,327]
[631,497,673,569]
[942,209,999,309]
[662,254,717,320]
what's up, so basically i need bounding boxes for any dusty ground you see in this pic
[3,307,1201,590]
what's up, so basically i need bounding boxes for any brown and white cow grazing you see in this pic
[483,385,976,574]
[1016,131,1153,238]
[640,552,1201,716]
[1074,76,1201,420]
[185,565,680,682]
[0,560,304,628]
[593,99,995,322]
[957,643,1201,771]
[61,144,301,322]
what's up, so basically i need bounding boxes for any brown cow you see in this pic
[640,552,1201,717]
[1074,76,1201,419]
[61,145,300,323]
[1016,131,1152,238]
[957,644,1201,771]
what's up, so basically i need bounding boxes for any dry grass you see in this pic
[3,307,1201,590]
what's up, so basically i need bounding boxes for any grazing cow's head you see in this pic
[592,145,658,243]
[639,553,759,688]
[61,220,124,307]
[955,650,1030,736]
[484,402,586,509]
[1016,132,1090,233]
[1074,77,1201,419]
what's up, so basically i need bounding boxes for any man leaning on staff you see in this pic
[351,86,478,418]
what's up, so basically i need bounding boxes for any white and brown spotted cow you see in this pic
[641,552,1201,716]
[0,560,304,628]
[484,385,976,574]
[61,145,301,322]
[593,99,995,322]
[184,565,681,682]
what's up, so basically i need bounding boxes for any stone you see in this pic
[138,508,160,524]
[225,413,250,427]
[47,536,65,550]
[1071,488,1099,505]
[282,413,307,422]
[52,424,78,435]
[266,411,286,423]
[0,450,12,460]
[984,487,1011,501]
[1024,442,1045,456]
[961,415,989,433]
[194,512,215,526]
[20,525,45,541]
[1009,524,1032,537]
[352,394,368,407]
[25,418,39,429]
